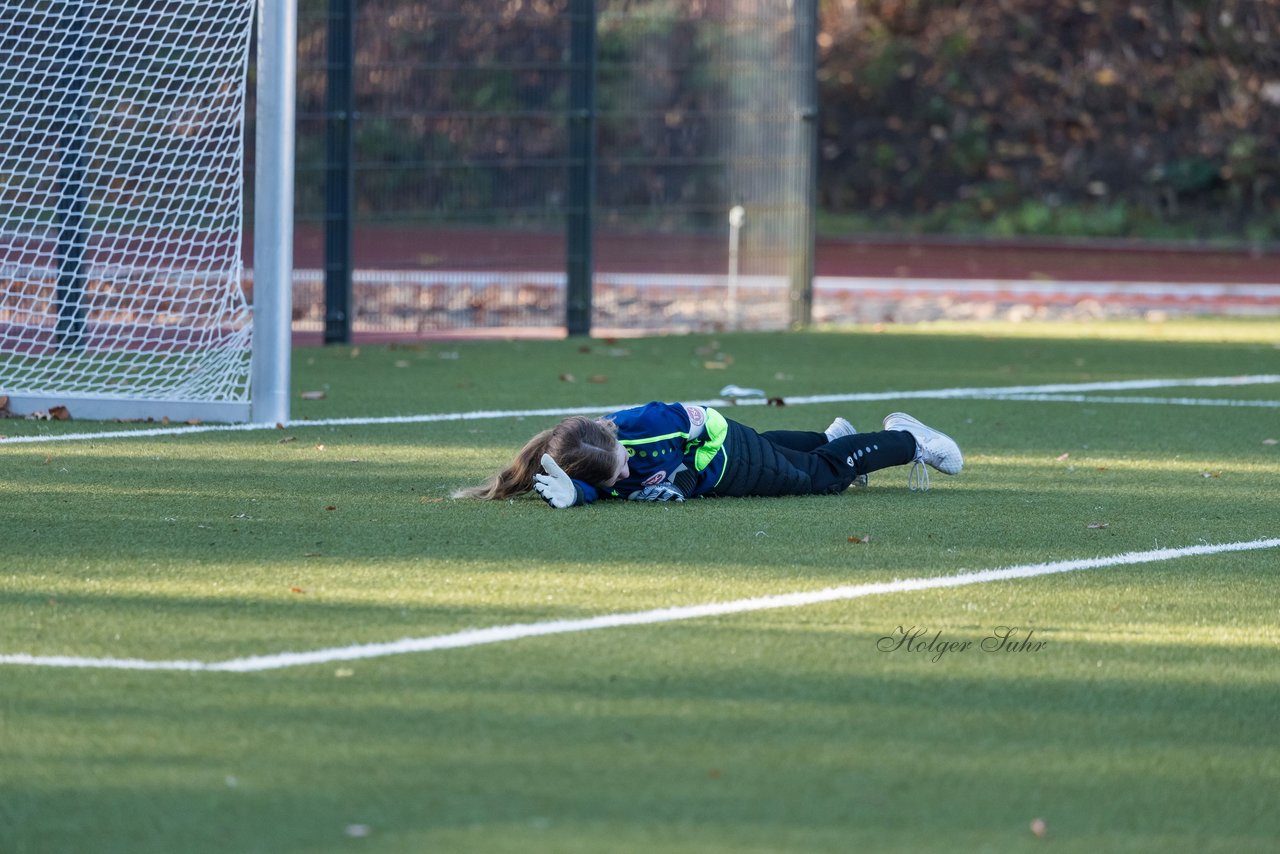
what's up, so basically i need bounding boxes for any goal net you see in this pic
[0,0,274,423]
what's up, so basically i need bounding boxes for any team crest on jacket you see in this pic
[643,471,667,486]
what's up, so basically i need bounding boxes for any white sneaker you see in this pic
[825,417,869,489]
[825,417,856,442]
[882,412,963,491]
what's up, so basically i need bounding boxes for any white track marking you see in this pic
[2,538,1276,673]
[978,394,1280,408]
[2,374,1277,445]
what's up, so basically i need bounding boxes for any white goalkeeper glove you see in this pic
[533,453,578,509]
[628,483,685,502]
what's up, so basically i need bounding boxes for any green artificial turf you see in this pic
[1,318,1278,853]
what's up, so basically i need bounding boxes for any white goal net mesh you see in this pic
[0,0,256,417]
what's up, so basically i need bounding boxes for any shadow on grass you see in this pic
[3,625,1279,853]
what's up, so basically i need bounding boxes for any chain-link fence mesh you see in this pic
[249,0,816,337]
[241,1,1280,339]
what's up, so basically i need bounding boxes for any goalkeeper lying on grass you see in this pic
[454,403,962,508]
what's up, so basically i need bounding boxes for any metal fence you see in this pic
[246,0,818,339]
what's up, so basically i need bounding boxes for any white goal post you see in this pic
[0,0,295,424]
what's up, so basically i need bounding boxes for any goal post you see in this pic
[251,0,296,426]
[0,0,295,425]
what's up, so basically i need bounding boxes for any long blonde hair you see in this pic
[453,416,620,500]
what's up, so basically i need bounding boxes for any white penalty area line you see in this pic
[3,374,1279,445]
[2,537,1277,673]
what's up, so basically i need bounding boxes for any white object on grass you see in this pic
[720,384,766,399]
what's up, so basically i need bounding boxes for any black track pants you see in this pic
[711,419,917,497]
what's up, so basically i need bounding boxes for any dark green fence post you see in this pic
[324,0,356,344]
[55,4,91,350]
[790,0,818,329]
[566,0,597,337]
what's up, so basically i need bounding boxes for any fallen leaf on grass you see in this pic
[703,360,728,370]
[325,505,337,511]
[847,534,872,544]
[588,375,608,384]
[314,443,326,451]
[420,496,445,504]
[1056,452,1070,461]
[300,390,326,400]
[394,360,411,369]
[559,372,576,383]
[1201,471,1221,478]
[290,587,305,594]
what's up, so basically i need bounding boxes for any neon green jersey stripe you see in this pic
[621,432,688,446]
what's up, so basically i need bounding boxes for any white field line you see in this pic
[1,538,1276,673]
[2,374,1278,445]
[974,393,1280,408]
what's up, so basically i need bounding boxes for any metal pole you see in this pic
[565,0,596,337]
[789,0,818,329]
[251,0,297,424]
[727,205,744,330]
[55,4,92,350]
[323,0,355,345]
